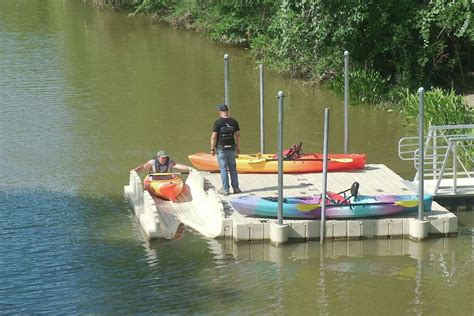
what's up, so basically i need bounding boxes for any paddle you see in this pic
[295,199,420,212]
[247,157,353,164]
[295,204,322,212]
[149,172,189,176]
[394,200,419,208]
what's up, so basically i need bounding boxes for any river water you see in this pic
[1,1,472,314]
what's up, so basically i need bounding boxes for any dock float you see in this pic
[124,164,457,242]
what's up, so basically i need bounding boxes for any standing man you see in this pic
[210,104,241,195]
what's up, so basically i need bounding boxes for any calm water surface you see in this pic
[1,1,472,314]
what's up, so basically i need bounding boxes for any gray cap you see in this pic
[156,150,168,158]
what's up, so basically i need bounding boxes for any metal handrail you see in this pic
[398,124,474,195]
[434,137,474,194]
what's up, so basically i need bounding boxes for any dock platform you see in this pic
[414,178,474,211]
[124,164,457,242]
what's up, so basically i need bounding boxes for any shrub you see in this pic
[328,68,390,105]
[399,87,473,127]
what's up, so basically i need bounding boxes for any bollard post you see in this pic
[277,91,284,226]
[320,108,330,242]
[224,54,229,108]
[418,87,425,221]
[259,64,265,154]
[344,51,349,154]
[270,90,289,245]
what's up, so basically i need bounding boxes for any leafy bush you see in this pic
[130,0,171,15]
[328,68,390,105]
[193,0,277,44]
[399,87,473,128]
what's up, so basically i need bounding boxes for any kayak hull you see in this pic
[229,194,433,219]
[144,175,184,202]
[188,153,366,173]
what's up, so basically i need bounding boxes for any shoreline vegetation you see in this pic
[94,0,473,127]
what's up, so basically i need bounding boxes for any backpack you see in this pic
[273,142,303,160]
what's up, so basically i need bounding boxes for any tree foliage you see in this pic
[248,0,473,91]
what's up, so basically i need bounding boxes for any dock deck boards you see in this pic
[204,164,419,202]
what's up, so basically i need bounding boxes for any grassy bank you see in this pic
[95,0,473,127]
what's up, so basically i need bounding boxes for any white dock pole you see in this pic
[277,91,284,225]
[259,64,265,153]
[417,87,425,221]
[224,54,229,107]
[410,87,429,240]
[320,108,330,242]
[344,51,349,154]
[270,91,288,245]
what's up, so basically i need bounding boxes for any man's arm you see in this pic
[234,130,241,154]
[210,132,218,156]
[173,163,192,172]
[133,161,152,173]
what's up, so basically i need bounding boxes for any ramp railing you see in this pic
[398,124,474,195]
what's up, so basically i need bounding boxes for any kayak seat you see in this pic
[332,181,360,204]
[326,192,349,205]
[350,182,359,200]
[272,142,303,160]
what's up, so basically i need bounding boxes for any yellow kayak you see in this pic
[143,175,184,201]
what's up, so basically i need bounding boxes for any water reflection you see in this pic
[205,237,461,262]
[200,237,471,314]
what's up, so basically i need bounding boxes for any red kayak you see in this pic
[188,152,365,173]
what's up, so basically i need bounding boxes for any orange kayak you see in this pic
[188,153,366,173]
[143,175,184,201]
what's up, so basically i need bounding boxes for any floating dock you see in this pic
[124,164,457,242]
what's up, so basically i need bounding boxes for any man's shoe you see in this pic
[233,188,242,194]
[218,188,229,195]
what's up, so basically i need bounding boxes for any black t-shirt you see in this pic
[213,117,240,147]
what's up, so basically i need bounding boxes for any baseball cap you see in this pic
[217,104,229,111]
[156,150,168,158]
